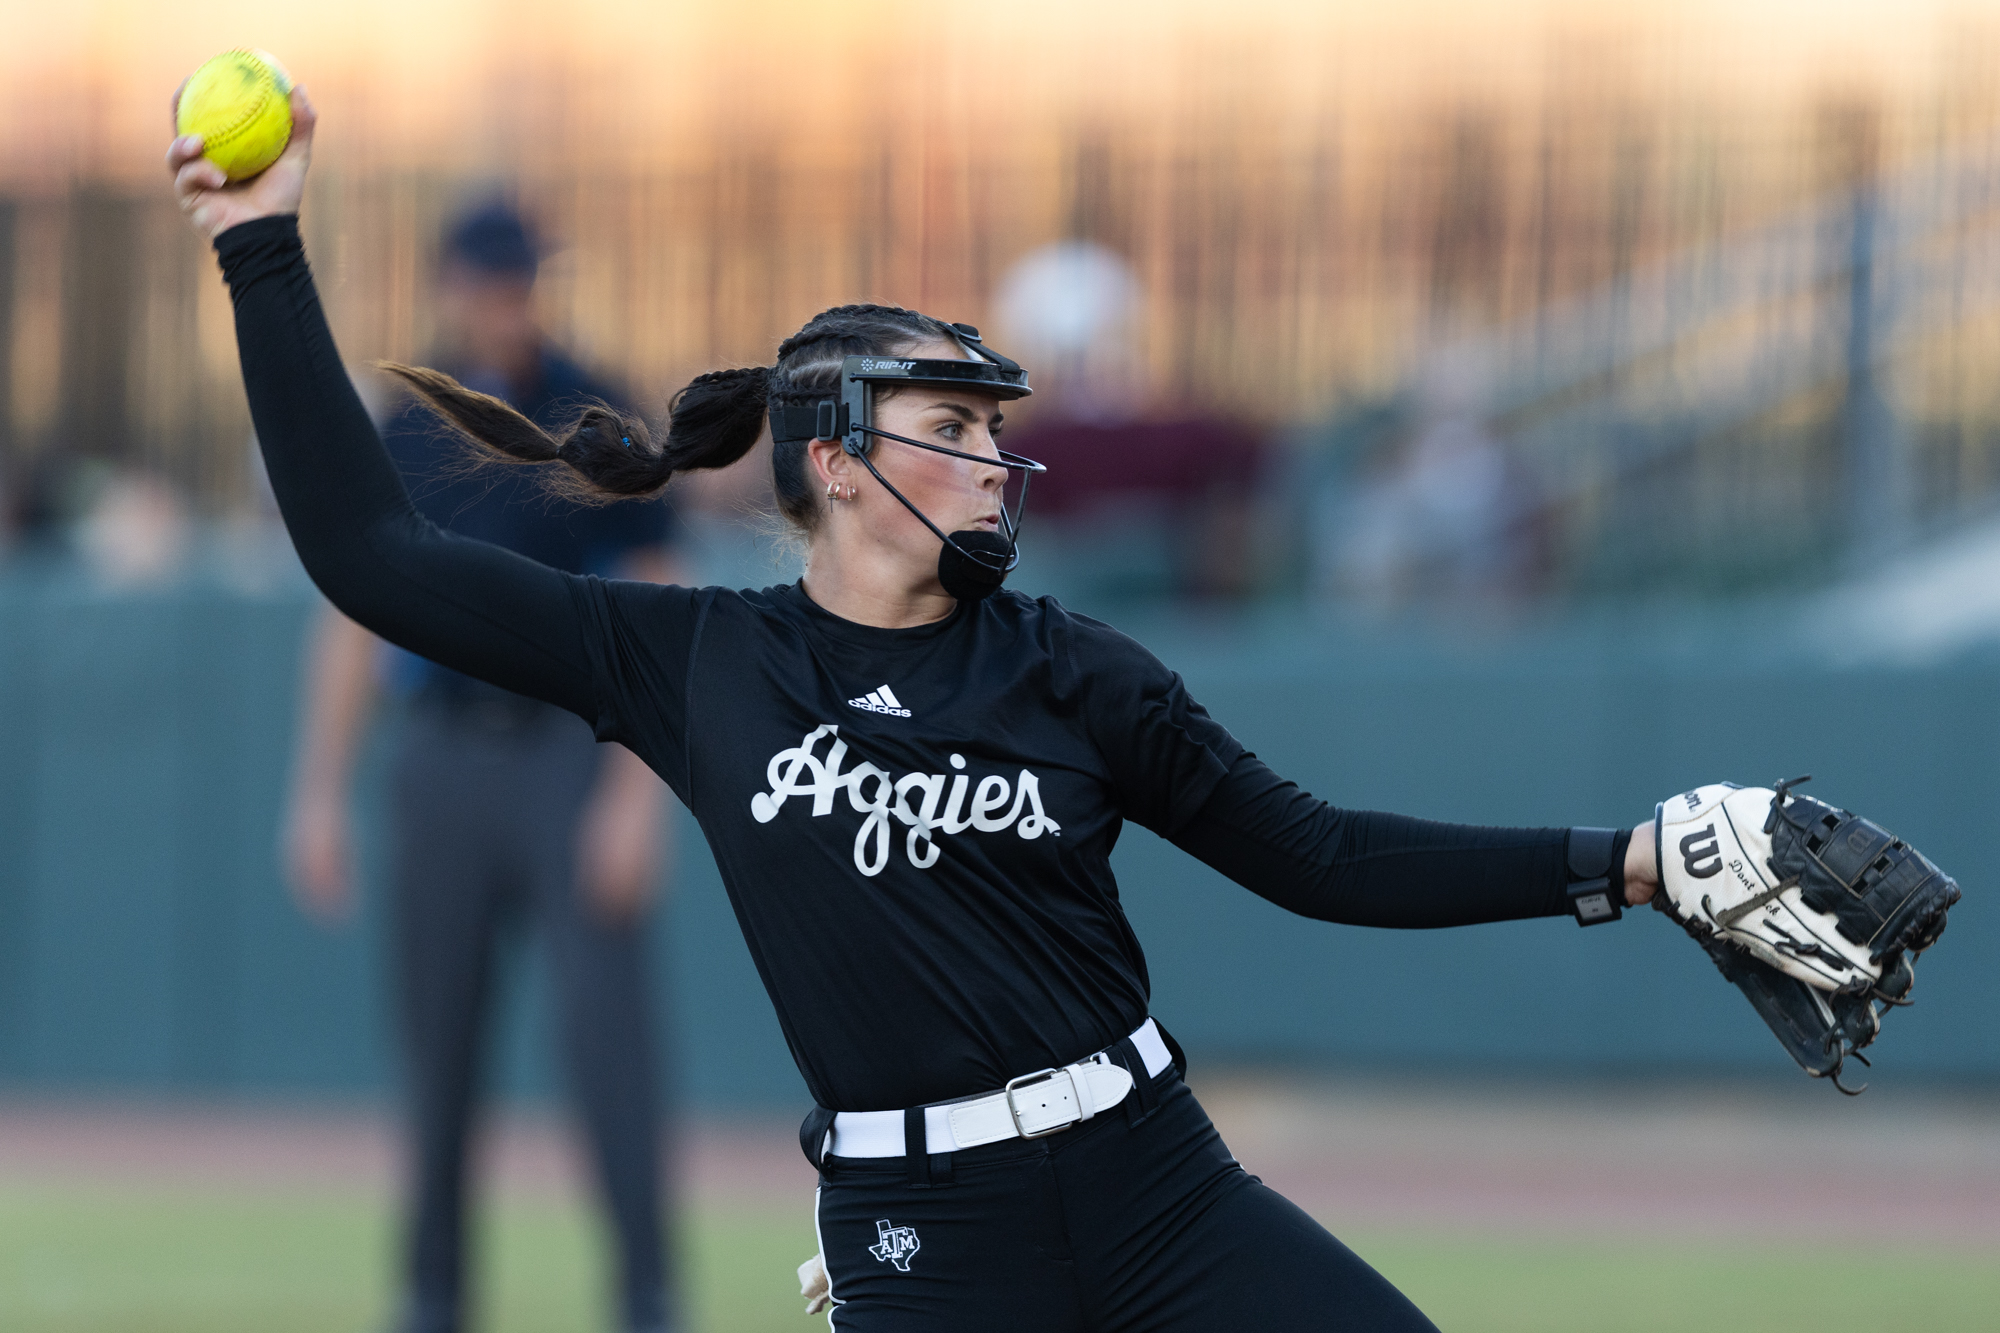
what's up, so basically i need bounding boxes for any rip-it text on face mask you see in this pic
[749,724,1060,876]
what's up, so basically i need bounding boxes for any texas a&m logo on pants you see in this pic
[869,1218,921,1272]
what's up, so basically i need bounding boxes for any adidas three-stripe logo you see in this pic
[847,684,912,718]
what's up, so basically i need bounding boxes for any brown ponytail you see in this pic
[375,361,771,505]
[380,300,965,526]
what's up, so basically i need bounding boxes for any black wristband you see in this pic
[1565,826,1631,926]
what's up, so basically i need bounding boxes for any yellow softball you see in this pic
[176,49,294,182]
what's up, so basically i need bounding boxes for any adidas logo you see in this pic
[848,684,912,718]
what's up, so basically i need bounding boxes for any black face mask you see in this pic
[768,324,1046,603]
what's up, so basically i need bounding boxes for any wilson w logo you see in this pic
[1680,825,1723,879]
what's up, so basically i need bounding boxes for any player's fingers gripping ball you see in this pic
[176,49,294,181]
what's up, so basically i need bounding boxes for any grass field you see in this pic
[4,1184,1996,1333]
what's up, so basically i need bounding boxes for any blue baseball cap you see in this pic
[443,200,541,278]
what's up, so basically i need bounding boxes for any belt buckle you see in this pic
[1004,1067,1078,1139]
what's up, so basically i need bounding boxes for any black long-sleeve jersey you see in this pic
[221,216,1575,1113]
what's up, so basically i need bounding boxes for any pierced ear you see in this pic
[805,436,851,491]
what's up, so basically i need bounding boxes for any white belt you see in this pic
[828,1019,1173,1159]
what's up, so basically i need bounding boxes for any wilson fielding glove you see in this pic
[1654,778,1960,1093]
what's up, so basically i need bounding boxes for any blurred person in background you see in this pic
[1315,350,1548,611]
[993,241,1267,601]
[282,200,683,1333]
[74,467,192,587]
[2,453,192,583]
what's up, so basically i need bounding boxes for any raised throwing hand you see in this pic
[166,83,317,238]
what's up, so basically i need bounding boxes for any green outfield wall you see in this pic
[2,573,1993,1108]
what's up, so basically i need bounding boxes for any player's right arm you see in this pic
[167,88,600,720]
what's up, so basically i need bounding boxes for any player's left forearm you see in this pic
[1172,753,1573,928]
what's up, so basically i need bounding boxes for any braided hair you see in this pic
[378,303,962,529]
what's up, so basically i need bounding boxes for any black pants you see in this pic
[813,1070,1436,1332]
[388,699,669,1333]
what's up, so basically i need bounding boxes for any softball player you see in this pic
[171,93,1660,1332]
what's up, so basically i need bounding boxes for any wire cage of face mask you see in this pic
[768,323,1046,601]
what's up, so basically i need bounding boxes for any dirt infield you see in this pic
[1196,1074,2000,1243]
[0,1099,810,1204]
[3,1073,1995,1244]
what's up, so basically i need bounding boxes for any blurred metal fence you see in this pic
[7,16,2000,608]
[1435,119,2000,596]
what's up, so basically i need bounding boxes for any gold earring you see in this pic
[826,480,841,501]
[845,483,858,501]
